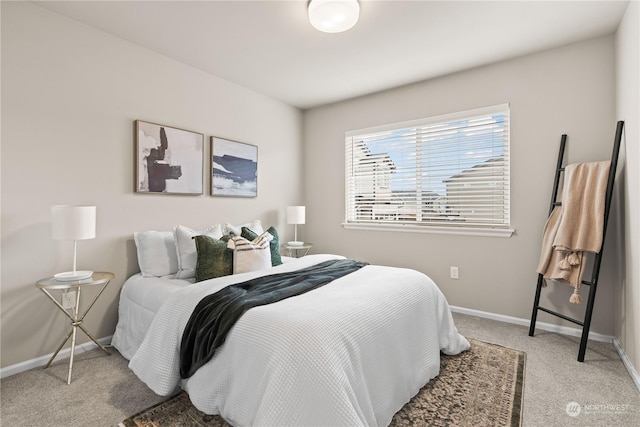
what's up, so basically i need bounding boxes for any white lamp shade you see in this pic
[51,205,96,241]
[308,0,360,33]
[287,206,306,225]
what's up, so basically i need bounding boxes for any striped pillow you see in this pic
[228,232,274,274]
[241,226,283,266]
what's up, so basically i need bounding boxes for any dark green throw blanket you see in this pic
[180,259,368,379]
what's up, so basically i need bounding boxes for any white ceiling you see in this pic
[33,0,629,109]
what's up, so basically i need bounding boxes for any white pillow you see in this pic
[225,219,264,236]
[174,224,224,279]
[228,232,273,274]
[133,231,179,277]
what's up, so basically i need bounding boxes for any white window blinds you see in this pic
[345,104,511,232]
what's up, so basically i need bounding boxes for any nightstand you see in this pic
[282,243,313,258]
[36,272,114,384]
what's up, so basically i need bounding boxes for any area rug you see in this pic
[120,338,525,427]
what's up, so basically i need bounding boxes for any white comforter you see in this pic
[127,254,470,426]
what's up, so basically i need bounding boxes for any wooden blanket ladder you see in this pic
[528,120,624,362]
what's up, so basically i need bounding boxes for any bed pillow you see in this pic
[194,235,234,282]
[241,226,283,267]
[228,233,273,274]
[174,224,224,279]
[133,231,179,277]
[225,219,264,236]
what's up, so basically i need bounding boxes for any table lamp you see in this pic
[286,206,305,246]
[51,205,96,281]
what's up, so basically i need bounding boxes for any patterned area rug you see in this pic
[120,338,525,427]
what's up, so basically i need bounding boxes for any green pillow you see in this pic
[241,226,283,266]
[194,235,233,282]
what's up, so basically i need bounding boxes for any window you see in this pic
[345,104,513,237]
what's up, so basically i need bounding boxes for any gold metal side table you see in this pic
[282,243,313,258]
[36,272,114,384]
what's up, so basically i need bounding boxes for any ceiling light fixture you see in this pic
[308,0,360,33]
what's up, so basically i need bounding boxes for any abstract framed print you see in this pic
[211,137,258,197]
[136,120,204,195]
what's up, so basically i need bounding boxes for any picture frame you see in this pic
[136,120,204,195]
[211,136,258,197]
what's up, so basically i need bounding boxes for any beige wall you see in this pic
[1,2,303,368]
[2,1,636,381]
[303,37,619,337]
[615,1,640,379]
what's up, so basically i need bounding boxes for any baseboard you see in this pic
[4,310,640,394]
[450,306,640,392]
[450,305,613,343]
[613,338,640,393]
[0,335,112,379]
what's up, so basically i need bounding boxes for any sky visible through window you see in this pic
[362,114,506,196]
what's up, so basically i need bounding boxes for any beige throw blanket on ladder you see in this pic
[536,161,610,304]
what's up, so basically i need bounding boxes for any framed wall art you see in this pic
[211,137,258,197]
[136,120,204,195]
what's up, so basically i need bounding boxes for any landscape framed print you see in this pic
[136,120,204,195]
[211,136,258,197]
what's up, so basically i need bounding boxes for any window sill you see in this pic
[342,222,515,238]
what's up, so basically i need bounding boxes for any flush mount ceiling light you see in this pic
[308,0,360,33]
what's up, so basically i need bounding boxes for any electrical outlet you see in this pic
[62,290,76,309]
[450,266,459,280]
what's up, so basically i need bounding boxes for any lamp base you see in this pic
[287,241,305,247]
[54,271,94,281]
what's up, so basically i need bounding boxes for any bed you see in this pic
[112,225,469,427]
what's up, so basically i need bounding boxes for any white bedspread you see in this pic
[127,254,470,426]
[112,273,191,360]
